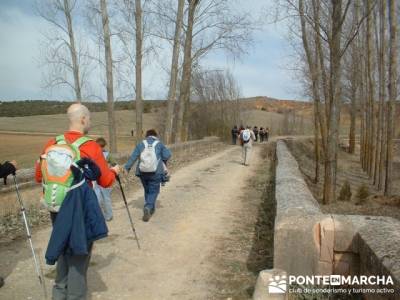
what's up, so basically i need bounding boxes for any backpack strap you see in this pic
[72,136,92,148]
[55,135,67,145]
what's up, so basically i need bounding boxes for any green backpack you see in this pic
[40,135,92,212]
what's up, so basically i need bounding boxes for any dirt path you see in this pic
[0,145,269,300]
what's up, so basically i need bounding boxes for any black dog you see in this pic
[0,161,17,185]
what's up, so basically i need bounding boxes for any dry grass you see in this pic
[0,133,138,168]
[286,138,400,220]
[0,109,289,168]
[0,110,163,136]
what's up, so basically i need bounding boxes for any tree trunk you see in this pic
[175,0,198,142]
[323,0,343,204]
[164,0,185,144]
[348,0,360,154]
[366,0,376,177]
[384,0,397,196]
[63,0,82,102]
[135,0,143,142]
[375,0,386,188]
[299,0,321,182]
[100,0,117,153]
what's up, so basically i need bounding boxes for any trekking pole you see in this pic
[13,175,48,300]
[116,175,141,249]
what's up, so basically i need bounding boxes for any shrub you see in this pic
[338,181,352,202]
[355,184,370,205]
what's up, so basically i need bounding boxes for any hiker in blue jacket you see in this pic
[124,129,171,222]
[45,158,108,300]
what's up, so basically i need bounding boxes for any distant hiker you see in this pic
[231,125,239,145]
[93,137,115,221]
[124,129,171,222]
[240,126,256,166]
[0,276,3,288]
[253,126,259,142]
[265,127,270,142]
[259,127,265,143]
[0,160,17,185]
[131,129,134,137]
[35,103,120,300]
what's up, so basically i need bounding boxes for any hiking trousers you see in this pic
[139,173,162,212]
[50,213,93,300]
[242,145,252,165]
[94,184,113,221]
[52,244,93,300]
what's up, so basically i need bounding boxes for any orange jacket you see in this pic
[35,131,116,188]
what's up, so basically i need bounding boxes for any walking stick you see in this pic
[116,175,141,249]
[13,175,48,300]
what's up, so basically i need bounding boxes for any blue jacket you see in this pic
[124,136,171,176]
[45,158,108,265]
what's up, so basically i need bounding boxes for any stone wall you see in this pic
[273,140,400,299]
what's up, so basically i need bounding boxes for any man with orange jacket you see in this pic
[35,103,120,300]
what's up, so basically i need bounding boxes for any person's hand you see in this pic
[111,165,121,175]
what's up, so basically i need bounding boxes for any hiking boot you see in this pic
[142,209,151,222]
[150,208,155,215]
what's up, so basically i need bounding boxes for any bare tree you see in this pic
[175,0,254,142]
[175,0,199,143]
[135,0,144,141]
[100,0,118,152]
[298,0,323,182]
[375,0,387,188]
[37,0,87,101]
[384,0,397,195]
[348,0,361,154]
[164,0,185,145]
[190,68,241,139]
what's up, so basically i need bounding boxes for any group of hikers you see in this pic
[231,125,269,145]
[231,125,270,166]
[0,103,171,299]
[0,106,274,299]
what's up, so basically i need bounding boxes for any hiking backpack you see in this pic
[139,140,160,173]
[241,129,251,143]
[40,135,91,212]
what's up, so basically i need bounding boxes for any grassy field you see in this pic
[0,109,290,168]
[0,133,138,168]
[0,110,163,136]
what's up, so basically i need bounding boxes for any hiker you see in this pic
[93,137,115,221]
[265,127,270,142]
[124,129,171,222]
[35,103,120,300]
[253,126,259,142]
[231,125,239,145]
[240,126,256,166]
[0,160,17,185]
[259,127,265,143]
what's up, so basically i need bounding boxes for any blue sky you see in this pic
[0,0,300,101]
